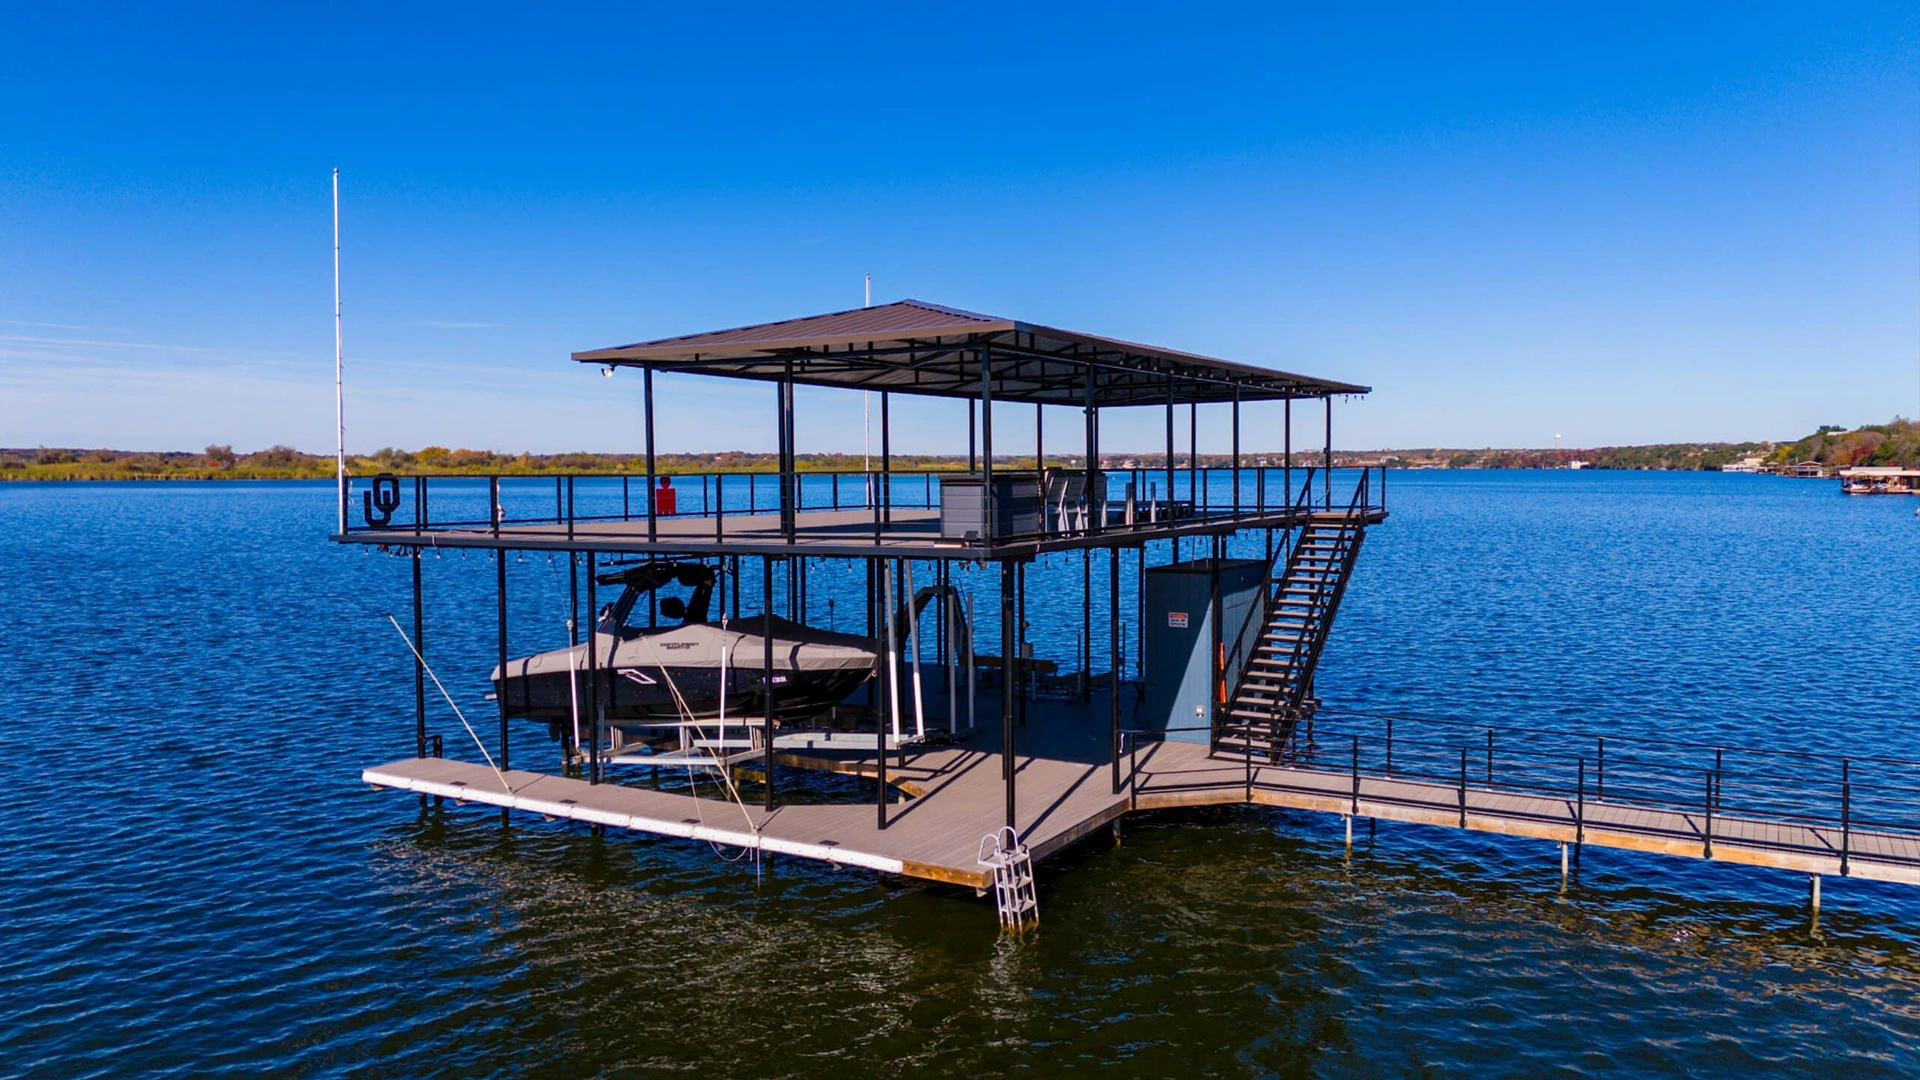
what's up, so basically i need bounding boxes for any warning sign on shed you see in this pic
[1167,611,1189,628]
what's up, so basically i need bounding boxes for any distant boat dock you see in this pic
[1839,467,1920,495]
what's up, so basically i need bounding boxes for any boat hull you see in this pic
[491,616,877,727]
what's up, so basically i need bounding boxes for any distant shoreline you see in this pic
[6,420,1910,480]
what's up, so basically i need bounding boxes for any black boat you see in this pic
[491,561,879,727]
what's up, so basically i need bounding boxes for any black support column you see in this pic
[1231,386,1241,518]
[763,555,776,811]
[412,548,425,760]
[643,366,657,543]
[1324,396,1332,506]
[1109,546,1121,794]
[880,390,892,526]
[495,548,510,826]
[1164,374,1175,514]
[981,345,995,543]
[1001,558,1017,831]
[586,552,599,784]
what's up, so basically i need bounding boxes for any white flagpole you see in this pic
[333,168,346,533]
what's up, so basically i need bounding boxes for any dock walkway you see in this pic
[364,694,1920,891]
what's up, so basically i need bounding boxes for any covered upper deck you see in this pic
[335,299,1380,555]
[573,298,1369,405]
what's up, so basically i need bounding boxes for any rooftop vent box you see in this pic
[939,472,1041,541]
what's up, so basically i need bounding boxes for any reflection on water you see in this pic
[1,472,1916,1078]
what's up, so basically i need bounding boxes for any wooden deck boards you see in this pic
[362,720,1920,891]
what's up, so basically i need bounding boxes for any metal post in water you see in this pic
[1016,560,1028,729]
[1458,746,1468,828]
[413,548,426,760]
[875,558,889,830]
[764,555,776,811]
[1841,758,1851,877]
[586,553,598,784]
[1002,559,1017,831]
[1575,757,1585,865]
[1703,769,1714,859]
[496,548,509,780]
[1350,734,1359,816]
[1110,547,1122,795]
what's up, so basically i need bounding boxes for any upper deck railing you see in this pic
[338,465,1387,550]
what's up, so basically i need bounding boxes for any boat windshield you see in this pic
[596,562,715,637]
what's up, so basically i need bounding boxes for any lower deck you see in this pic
[364,691,1920,893]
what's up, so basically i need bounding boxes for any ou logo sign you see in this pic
[363,473,402,528]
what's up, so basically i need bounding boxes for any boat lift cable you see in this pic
[384,614,512,795]
[636,631,764,865]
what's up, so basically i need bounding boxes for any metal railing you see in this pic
[339,465,1389,548]
[1116,710,1920,876]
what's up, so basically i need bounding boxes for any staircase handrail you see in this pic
[1266,469,1370,722]
[1278,470,1370,712]
[1217,526,1290,739]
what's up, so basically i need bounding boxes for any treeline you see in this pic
[1382,443,1774,471]
[0,445,993,481]
[1762,418,1918,470]
[8,419,1912,480]
[1355,418,1917,471]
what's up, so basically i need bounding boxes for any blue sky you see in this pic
[1,3,1914,456]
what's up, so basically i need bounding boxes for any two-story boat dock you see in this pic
[341,299,1920,926]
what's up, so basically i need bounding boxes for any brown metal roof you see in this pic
[573,298,1368,406]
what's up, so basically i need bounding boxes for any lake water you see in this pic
[2,471,1916,1078]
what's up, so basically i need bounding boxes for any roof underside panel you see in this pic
[572,298,1368,405]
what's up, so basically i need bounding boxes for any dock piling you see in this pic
[764,555,776,812]
[1703,769,1714,859]
[1841,758,1852,877]
[1458,747,1468,827]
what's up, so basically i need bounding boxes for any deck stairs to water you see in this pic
[1219,511,1367,757]
[977,827,1039,930]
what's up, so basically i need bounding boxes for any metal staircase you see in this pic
[1220,475,1370,757]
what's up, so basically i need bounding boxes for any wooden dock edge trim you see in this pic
[362,768,908,876]
[768,751,930,797]
[1028,800,1131,865]
[902,861,991,889]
